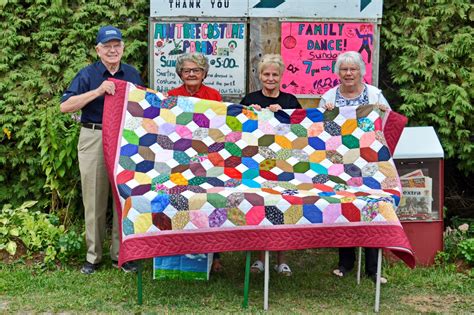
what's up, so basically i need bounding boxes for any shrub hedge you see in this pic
[0,0,472,219]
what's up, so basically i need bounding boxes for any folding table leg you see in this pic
[137,260,143,305]
[264,250,269,311]
[242,251,251,308]
[374,249,382,312]
[357,247,362,285]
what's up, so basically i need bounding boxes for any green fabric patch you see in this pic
[258,135,275,146]
[173,151,190,164]
[123,129,139,145]
[225,142,242,156]
[294,161,310,173]
[291,124,307,137]
[176,112,194,125]
[119,156,136,170]
[342,135,360,149]
[226,116,242,131]
[207,193,227,208]
[188,176,206,186]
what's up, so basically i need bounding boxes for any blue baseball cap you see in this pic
[96,25,122,44]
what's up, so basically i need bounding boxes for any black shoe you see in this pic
[112,260,138,273]
[81,262,99,275]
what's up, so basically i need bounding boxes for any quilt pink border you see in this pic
[103,79,415,269]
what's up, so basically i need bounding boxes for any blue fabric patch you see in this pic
[378,146,391,161]
[152,194,170,213]
[242,119,258,132]
[121,144,138,156]
[146,92,162,108]
[363,177,381,189]
[308,137,326,150]
[303,204,323,223]
[306,108,324,122]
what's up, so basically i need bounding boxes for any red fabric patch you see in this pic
[117,170,135,184]
[208,152,224,167]
[290,109,307,124]
[246,206,265,225]
[313,184,334,192]
[260,170,278,181]
[341,203,361,222]
[360,147,379,162]
[224,168,242,179]
[283,195,304,205]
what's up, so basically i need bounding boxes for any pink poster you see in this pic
[280,22,375,96]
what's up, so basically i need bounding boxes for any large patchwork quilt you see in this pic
[103,79,415,268]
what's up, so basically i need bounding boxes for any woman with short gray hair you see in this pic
[241,54,301,112]
[319,51,389,283]
[319,51,389,110]
[168,52,221,101]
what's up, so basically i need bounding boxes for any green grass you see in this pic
[1,249,473,313]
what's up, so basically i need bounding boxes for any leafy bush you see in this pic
[0,0,149,213]
[458,238,474,266]
[0,201,84,266]
[437,222,474,267]
[382,0,473,173]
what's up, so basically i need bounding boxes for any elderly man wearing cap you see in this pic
[60,25,144,274]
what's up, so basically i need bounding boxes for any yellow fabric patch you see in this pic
[128,89,146,102]
[284,205,303,224]
[134,172,151,185]
[188,193,207,210]
[379,203,398,221]
[309,150,326,163]
[160,109,176,123]
[172,211,190,230]
[194,101,211,113]
[170,173,188,185]
[134,213,152,233]
[208,101,227,115]
[378,161,397,177]
[275,135,292,149]
[341,119,357,135]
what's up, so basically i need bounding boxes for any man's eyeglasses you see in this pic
[182,68,203,75]
[100,43,124,51]
[339,67,360,74]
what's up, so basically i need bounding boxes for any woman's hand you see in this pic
[268,104,282,112]
[322,102,335,110]
[375,103,389,111]
[249,104,262,111]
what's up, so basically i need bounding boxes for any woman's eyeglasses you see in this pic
[339,67,360,74]
[182,68,203,75]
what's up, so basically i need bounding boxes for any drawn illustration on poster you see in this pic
[280,22,375,97]
[152,21,247,96]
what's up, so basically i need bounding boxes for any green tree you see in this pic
[0,0,149,218]
[381,0,473,173]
